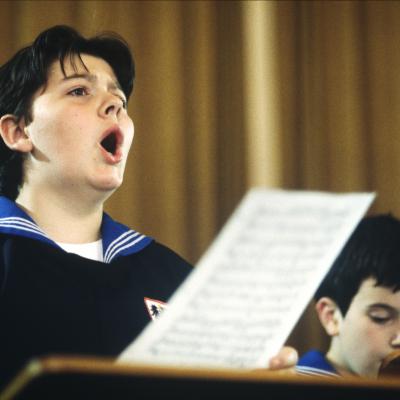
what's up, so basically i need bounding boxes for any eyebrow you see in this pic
[61,73,124,94]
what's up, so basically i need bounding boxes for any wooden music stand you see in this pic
[1,355,400,400]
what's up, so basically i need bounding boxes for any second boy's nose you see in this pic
[390,331,400,347]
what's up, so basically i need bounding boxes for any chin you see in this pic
[90,176,124,193]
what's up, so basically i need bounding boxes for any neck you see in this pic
[16,186,105,244]
[326,342,357,378]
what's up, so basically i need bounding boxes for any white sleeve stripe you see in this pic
[295,366,339,377]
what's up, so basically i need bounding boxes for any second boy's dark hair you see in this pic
[0,25,135,200]
[314,214,400,316]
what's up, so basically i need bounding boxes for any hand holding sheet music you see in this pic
[119,189,375,370]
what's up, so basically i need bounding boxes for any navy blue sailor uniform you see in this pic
[0,196,192,387]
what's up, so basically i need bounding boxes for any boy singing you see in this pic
[0,25,296,387]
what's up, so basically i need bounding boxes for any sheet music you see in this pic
[119,189,375,369]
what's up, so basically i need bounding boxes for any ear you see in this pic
[315,297,343,337]
[0,114,32,153]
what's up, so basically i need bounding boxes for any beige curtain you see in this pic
[1,0,400,356]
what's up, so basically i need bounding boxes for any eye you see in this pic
[68,87,89,96]
[370,315,391,325]
[368,309,393,325]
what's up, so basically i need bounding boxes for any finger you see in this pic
[268,346,298,370]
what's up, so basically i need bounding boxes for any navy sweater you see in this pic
[0,197,191,388]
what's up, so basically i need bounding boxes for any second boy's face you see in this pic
[332,277,400,377]
[23,54,134,198]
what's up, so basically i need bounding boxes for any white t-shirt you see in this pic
[56,239,103,262]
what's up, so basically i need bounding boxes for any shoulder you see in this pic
[106,237,193,297]
[129,240,193,278]
[0,234,16,293]
[296,350,340,378]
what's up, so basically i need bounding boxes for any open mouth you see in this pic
[99,127,124,163]
[101,132,117,155]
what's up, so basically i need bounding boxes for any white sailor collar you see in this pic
[0,196,153,263]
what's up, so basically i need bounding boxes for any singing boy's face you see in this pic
[327,277,400,377]
[22,53,134,198]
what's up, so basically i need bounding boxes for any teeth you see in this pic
[101,133,117,155]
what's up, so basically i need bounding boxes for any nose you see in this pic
[99,93,124,119]
[391,331,400,347]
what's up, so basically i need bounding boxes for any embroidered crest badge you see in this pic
[144,297,167,320]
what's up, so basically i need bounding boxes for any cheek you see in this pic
[363,324,390,353]
[125,132,134,152]
[123,119,135,151]
[27,120,56,153]
[344,317,388,356]
[34,113,87,155]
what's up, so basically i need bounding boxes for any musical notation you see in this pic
[119,189,375,370]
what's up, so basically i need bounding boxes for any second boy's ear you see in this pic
[315,297,343,337]
[0,114,32,153]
